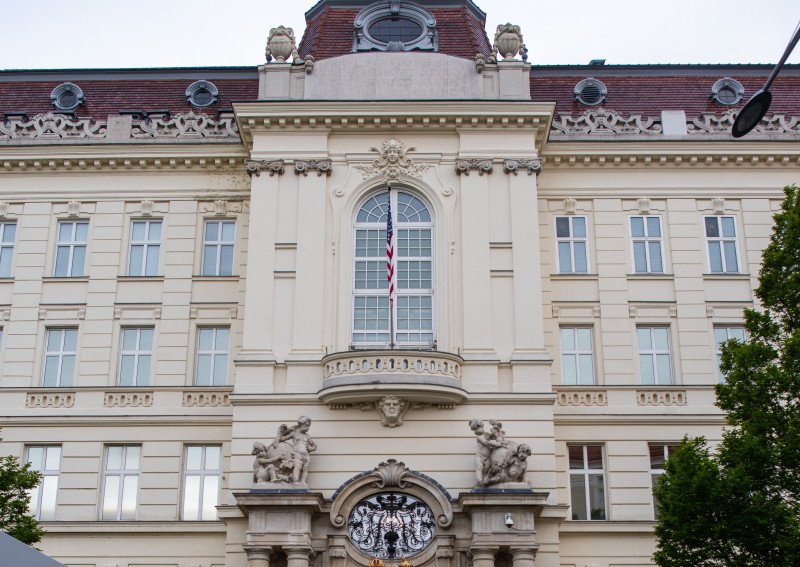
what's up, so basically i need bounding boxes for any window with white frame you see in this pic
[561,327,594,385]
[568,444,606,520]
[202,220,235,276]
[42,328,78,387]
[714,325,746,382]
[119,328,153,387]
[182,445,221,521]
[128,220,161,276]
[556,216,588,273]
[54,221,88,277]
[101,445,140,521]
[0,222,16,277]
[195,327,229,386]
[353,191,434,347]
[26,445,61,521]
[638,326,672,385]
[650,443,678,519]
[630,216,663,273]
[704,216,739,273]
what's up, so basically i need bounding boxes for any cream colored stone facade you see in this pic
[2,11,800,567]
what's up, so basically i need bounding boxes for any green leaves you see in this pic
[0,455,44,546]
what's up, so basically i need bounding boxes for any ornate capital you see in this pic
[455,158,494,176]
[246,159,285,177]
[294,159,332,177]
[503,158,542,176]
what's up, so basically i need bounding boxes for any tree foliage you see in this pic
[654,185,800,567]
[0,451,44,546]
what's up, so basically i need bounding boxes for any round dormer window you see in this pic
[574,78,607,106]
[368,17,423,43]
[186,80,219,108]
[711,77,744,106]
[51,82,85,111]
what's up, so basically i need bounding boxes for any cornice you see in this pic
[541,140,800,170]
[0,143,248,174]
[233,101,556,150]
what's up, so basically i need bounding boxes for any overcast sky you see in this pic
[1,0,799,69]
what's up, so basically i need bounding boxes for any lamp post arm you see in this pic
[763,21,800,92]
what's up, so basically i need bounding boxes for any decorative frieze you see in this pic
[556,391,607,407]
[455,158,494,176]
[0,112,106,141]
[294,159,332,176]
[130,111,238,139]
[183,391,232,407]
[355,137,431,179]
[637,390,687,406]
[27,392,76,408]
[503,158,542,176]
[550,109,662,136]
[323,351,461,381]
[246,159,285,177]
[105,392,153,407]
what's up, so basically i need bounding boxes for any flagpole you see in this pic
[387,184,395,349]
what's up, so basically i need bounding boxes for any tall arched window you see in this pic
[353,190,434,348]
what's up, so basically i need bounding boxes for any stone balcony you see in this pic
[317,349,467,406]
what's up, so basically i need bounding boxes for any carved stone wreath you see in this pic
[347,492,436,559]
[355,137,432,180]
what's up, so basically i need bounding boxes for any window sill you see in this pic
[626,273,674,280]
[192,275,240,280]
[0,277,14,282]
[702,273,751,280]
[117,275,165,281]
[42,276,89,282]
[550,273,599,280]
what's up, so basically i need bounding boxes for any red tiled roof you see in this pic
[298,6,491,61]
[531,72,800,117]
[0,77,258,119]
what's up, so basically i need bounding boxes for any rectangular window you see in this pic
[42,328,78,387]
[556,216,588,273]
[54,221,88,277]
[0,222,16,277]
[202,221,235,276]
[119,328,153,387]
[630,216,663,273]
[638,326,672,385]
[195,328,229,386]
[704,216,739,273]
[26,445,61,521]
[714,325,746,382]
[650,444,678,519]
[128,220,161,276]
[101,445,140,521]
[560,327,594,385]
[182,445,221,521]
[568,444,606,520]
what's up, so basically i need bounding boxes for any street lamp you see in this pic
[732,21,800,138]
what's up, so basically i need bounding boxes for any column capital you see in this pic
[246,159,285,177]
[510,547,538,560]
[294,159,332,176]
[503,158,542,176]
[455,158,494,175]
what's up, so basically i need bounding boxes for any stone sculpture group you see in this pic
[469,418,531,487]
[252,416,317,486]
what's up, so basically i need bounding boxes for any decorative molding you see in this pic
[0,202,10,218]
[105,392,154,407]
[294,159,332,177]
[556,391,607,406]
[67,201,81,217]
[372,459,411,489]
[183,391,232,407]
[27,392,76,408]
[636,390,687,406]
[246,159,285,177]
[550,110,662,136]
[140,200,154,216]
[687,110,799,135]
[563,197,577,214]
[130,111,238,139]
[492,24,526,60]
[355,137,431,179]
[712,197,725,214]
[323,351,461,381]
[637,197,651,214]
[0,112,106,140]
[455,158,494,176]
[503,158,542,176]
[214,200,227,216]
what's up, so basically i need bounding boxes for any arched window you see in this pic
[353,190,434,348]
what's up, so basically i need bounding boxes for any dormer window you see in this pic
[51,83,85,111]
[353,1,437,52]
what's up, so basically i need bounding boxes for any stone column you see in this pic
[510,548,537,567]
[285,547,313,567]
[244,546,273,567]
[470,548,497,567]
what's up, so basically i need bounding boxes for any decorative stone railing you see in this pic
[319,350,466,406]
[26,391,76,408]
[1,112,106,140]
[183,391,232,407]
[131,111,239,139]
[556,390,607,407]
[104,391,154,407]
[636,389,687,406]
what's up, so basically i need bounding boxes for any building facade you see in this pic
[1,1,799,566]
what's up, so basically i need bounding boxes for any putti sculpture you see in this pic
[469,418,531,488]
[252,416,317,486]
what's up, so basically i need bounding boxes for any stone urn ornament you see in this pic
[493,23,525,60]
[266,26,299,63]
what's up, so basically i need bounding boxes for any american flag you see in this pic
[386,186,397,306]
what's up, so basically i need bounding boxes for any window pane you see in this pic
[212,354,228,385]
[577,328,592,350]
[588,474,606,520]
[568,446,584,469]
[573,243,587,272]
[75,222,88,241]
[131,222,145,240]
[648,242,663,272]
[186,447,203,471]
[122,329,137,350]
[705,217,719,237]
[558,242,572,272]
[145,245,160,275]
[43,357,58,387]
[570,475,588,520]
[202,245,217,275]
[107,446,123,470]
[561,328,575,350]
[637,328,652,350]
[59,356,75,387]
[202,475,219,520]
[649,445,666,468]
[586,446,603,469]
[125,446,141,471]
[28,447,44,471]
[0,250,12,276]
[221,222,235,241]
[140,329,154,350]
[721,216,736,237]
[119,356,135,386]
[64,329,78,351]
[656,354,671,384]
[120,475,138,520]
[39,476,58,520]
[183,475,200,520]
[198,329,213,350]
[219,245,234,276]
[556,217,570,238]
[708,242,723,272]
[646,217,661,237]
[630,217,644,237]
[148,222,162,241]
[730,327,746,341]
[640,355,654,385]
[216,328,229,348]
[54,246,69,276]
[44,447,61,470]
[196,355,211,386]
[58,222,72,241]
[724,241,738,272]
[562,355,577,385]
[128,246,143,275]
[572,217,586,237]
[205,446,221,470]
[633,242,647,272]
[136,355,151,386]
[653,328,669,350]
[102,476,120,519]
[71,246,86,276]
[205,222,218,241]
[579,355,594,384]
[2,223,15,242]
